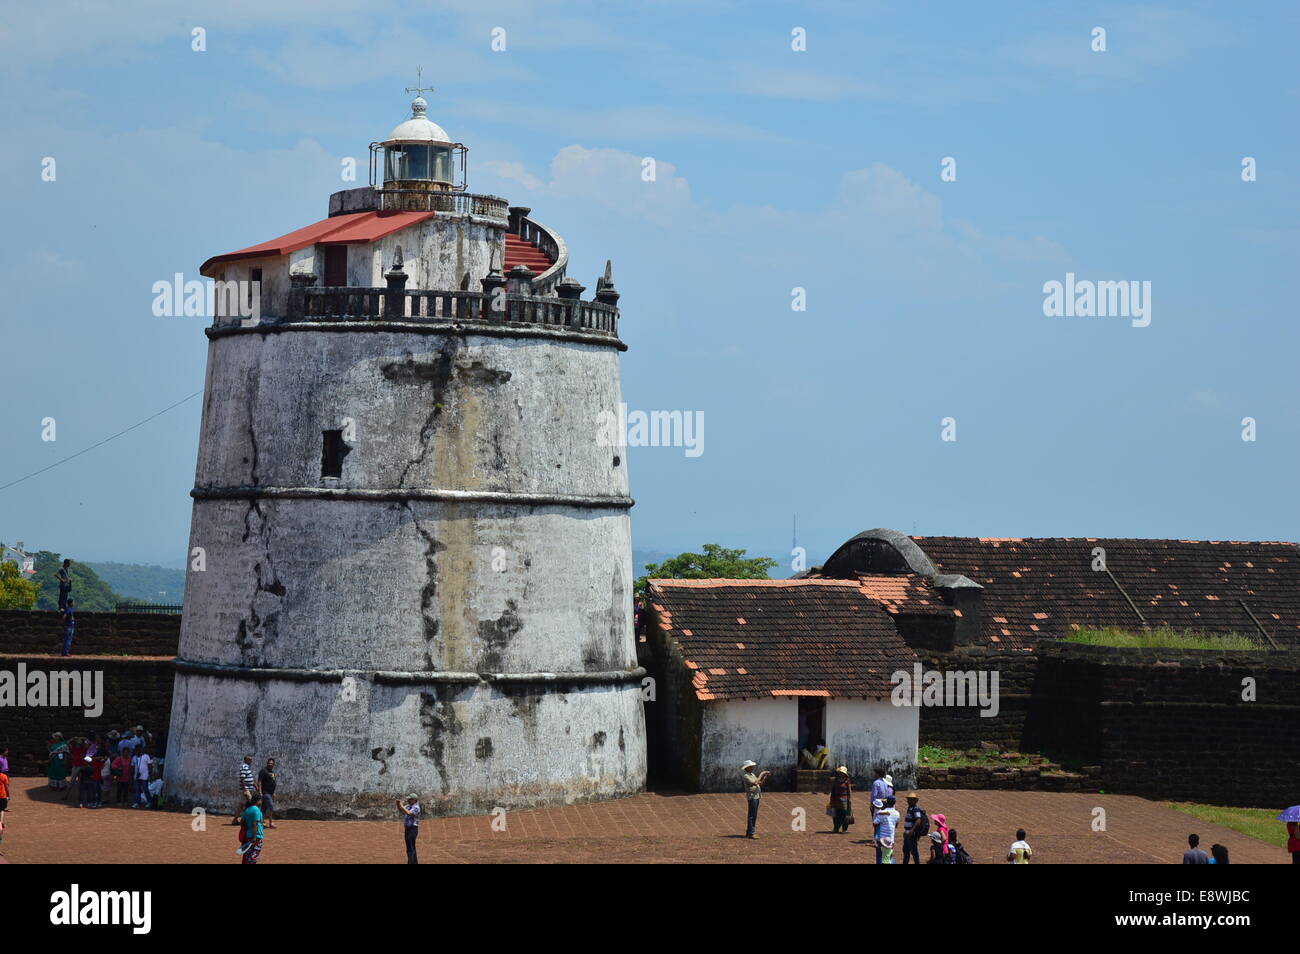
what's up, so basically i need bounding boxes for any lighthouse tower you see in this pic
[165,89,645,817]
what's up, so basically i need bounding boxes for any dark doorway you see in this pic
[797,696,826,755]
[323,245,348,287]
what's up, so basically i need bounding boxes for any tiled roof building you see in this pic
[638,528,1300,795]
[642,578,920,792]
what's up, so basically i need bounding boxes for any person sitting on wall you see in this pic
[800,740,830,770]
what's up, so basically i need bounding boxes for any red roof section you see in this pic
[647,579,918,701]
[200,211,435,275]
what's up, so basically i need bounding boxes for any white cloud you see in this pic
[481,145,694,226]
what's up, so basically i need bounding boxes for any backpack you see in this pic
[953,842,975,865]
[912,809,930,838]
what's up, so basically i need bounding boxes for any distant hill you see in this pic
[31,552,120,612]
[84,562,186,605]
[61,553,669,607]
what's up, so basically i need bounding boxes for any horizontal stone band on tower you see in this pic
[206,319,628,351]
[173,658,647,686]
[190,486,636,509]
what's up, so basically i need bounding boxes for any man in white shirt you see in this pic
[131,749,153,808]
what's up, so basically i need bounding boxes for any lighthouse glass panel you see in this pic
[430,146,452,183]
[385,144,432,181]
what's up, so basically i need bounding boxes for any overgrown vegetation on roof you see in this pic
[1064,626,1261,650]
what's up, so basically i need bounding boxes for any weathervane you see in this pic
[405,66,435,98]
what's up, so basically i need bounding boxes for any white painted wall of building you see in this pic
[694,696,919,792]
[826,697,919,788]
[699,697,797,791]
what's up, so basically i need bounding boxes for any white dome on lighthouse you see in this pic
[383,95,452,144]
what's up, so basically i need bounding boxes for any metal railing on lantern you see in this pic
[292,284,620,336]
[374,189,509,222]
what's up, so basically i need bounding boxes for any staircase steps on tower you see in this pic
[503,233,554,275]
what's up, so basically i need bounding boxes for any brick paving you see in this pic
[0,777,1285,864]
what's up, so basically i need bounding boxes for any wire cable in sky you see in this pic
[0,390,204,493]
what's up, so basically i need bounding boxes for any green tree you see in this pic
[31,551,121,612]
[636,543,778,594]
[0,556,39,609]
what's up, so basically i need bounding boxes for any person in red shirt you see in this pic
[66,737,88,805]
[87,751,107,808]
[1288,821,1299,864]
[112,752,132,806]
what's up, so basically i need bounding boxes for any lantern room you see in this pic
[369,89,467,210]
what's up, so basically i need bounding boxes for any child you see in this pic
[112,750,132,805]
[879,833,896,864]
[873,798,900,864]
[1007,828,1032,863]
[87,750,107,808]
[0,768,9,838]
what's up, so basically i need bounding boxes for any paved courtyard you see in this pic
[0,777,1285,864]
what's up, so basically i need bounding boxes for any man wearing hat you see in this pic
[396,793,422,863]
[828,766,853,833]
[901,792,926,864]
[740,760,770,839]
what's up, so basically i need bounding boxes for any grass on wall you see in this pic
[1063,626,1261,650]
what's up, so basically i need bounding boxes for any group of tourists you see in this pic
[45,725,161,809]
[232,755,278,864]
[742,759,1026,863]
[226,756,423,865]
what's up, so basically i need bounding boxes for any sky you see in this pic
[1,0,1297,572]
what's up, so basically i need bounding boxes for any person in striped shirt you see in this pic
[233,755,257,825]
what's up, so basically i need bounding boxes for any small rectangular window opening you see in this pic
[322,429,347,478]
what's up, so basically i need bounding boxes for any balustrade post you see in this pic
[384,249,408,319]
[507,205,532,236]
[288,272,316,320]
[506,265,536,321]
[480,245,507,323]
[594,259,620,307]
[556,277,586,327]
